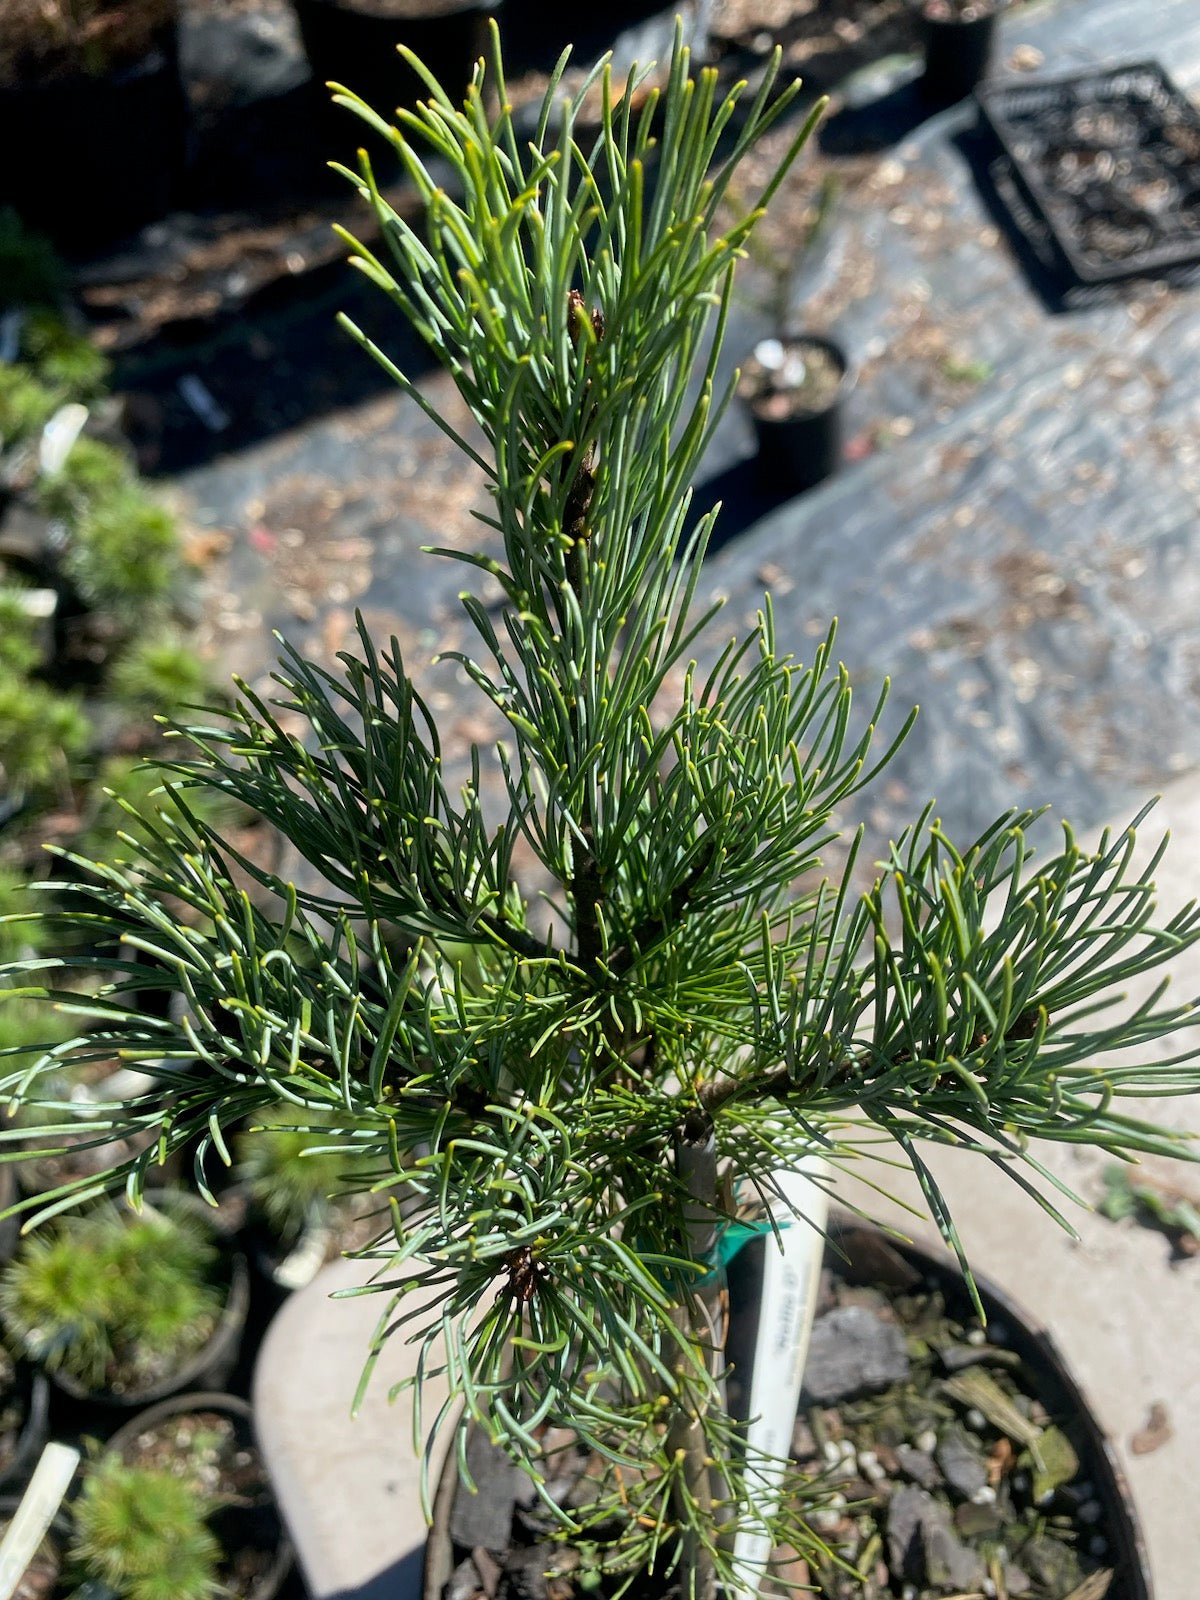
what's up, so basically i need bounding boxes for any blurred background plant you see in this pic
[70,1453,221,1600]
[0,1201,224,1394]
[0,0,176,87]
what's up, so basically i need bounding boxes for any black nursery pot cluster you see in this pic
[0,2,187,252]
[0,1173,293,1600]
[0,0,687,255]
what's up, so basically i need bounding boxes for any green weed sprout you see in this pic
[35,434,129,523]
[18,308,109,397]
[1,28,1200,1600]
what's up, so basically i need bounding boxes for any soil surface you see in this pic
[0,1347,26,1479]
[745,339,847,419]
[0,0,174,88]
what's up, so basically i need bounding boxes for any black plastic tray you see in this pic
[978,60,1200,285]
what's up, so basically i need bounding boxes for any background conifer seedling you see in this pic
[3,26,1200,1600]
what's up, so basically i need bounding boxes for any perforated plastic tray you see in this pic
[978,61,1200,285]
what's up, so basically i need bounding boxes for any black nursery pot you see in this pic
[0,16,187,253]
[500,0,666,74]
[293,0,496,143]
[106,1392,294,1600]
[0,1363,50,1497]
[920,4,1000,107]
[748,334,852,497]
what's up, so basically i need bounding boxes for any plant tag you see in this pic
[38,403,89,477]
[274,1219,334,1291]
[730,1158,828,1600]
[0,1441,80,1600]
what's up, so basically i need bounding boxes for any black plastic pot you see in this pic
[422,1216,1154,1600]
[292,0,496,151]
[0,15,187,253]
[0,1363,50,1496]
[501,0,666,74]
[920,3,1000,107]
[106,1392,294,1600]
[46,1196,251,1420]
[747,334,852,497]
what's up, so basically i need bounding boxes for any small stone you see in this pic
[446,1558,483,1600]
[887,1486,933,1580]
[966,1327,986,1346]
[755,338,785,371]
[955,1501,1003,1538]
[1008,43,1045,71]
[1004,1564,1032,1596]
[1022,1534,1083,1593]
[450,1433,526,1551]
[924,1516,986,1591]
[1130,1400,1173,1456]
[1079,1499,1103,1524]
[1030,1425,1081,1503]
[887,1486,981,1589]
[937,1425,989,1500]
[802,1306,911,1403]
[916,1429,938,1455]
[967,1408,987,1431]
[790,1417,816,1459]
[504,1546,555,1600]
[895,1445,940,1488]
[821,1439,841,1464]
[472,1549,501,1600]
[970,1485,997,1507]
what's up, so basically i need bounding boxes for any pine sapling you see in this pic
[70,1455,221,1600]
[1,27,1199,1600]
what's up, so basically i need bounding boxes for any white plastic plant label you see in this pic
[0,1442,80,1600]
[731,1157,828,1600]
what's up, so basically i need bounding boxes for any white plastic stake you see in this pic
[731,1156,829,1600]
[0,1442,80,1600]
[38,403,89,477]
